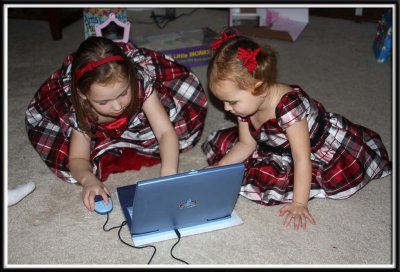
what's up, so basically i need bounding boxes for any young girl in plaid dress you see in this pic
[25,37,207,211]
[202,31,391,230]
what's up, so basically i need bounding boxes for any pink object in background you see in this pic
[83,8,130,42]
[266,9,279,27]
[95,12,131,43]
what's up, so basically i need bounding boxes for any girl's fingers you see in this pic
[300,215,307,230]
[293,217,300,230]
[281,205,316,229]
[83,192,92,211]
[279,204,289,215]
[88,192,95,211]
[284,213,314,230]
[104,187,111,196]
[284,213,295,227]
[306,213,316,225]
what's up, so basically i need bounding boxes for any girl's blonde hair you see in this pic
[208,31,278,95]
[70,37,138,135]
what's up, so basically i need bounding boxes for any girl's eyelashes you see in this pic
[91,86,129,105]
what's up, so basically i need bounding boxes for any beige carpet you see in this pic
[6,7,394,267]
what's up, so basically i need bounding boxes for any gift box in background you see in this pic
[229,8,309,42]
[83,8,128,39]
[372,9,392,63]
[134,27,218,67]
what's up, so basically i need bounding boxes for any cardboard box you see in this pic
[373,9,392,63]
[134,27,218,67]
[229,8,309,42]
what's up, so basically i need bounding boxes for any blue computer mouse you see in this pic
[94,195,113,214]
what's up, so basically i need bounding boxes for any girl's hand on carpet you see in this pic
[279,202,316,230]
[82,178,111,212]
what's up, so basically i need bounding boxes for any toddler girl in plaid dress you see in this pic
[26,37,207,211]
[202,31,391,230]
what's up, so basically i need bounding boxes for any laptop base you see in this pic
[131,210,243,246]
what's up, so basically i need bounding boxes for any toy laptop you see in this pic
[116,163,245,246]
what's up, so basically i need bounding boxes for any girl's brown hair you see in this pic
[208,31,278,95]
[70,36,138,135]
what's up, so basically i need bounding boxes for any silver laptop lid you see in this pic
[131,163,245,236]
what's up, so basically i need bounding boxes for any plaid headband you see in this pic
[74,55,124,81]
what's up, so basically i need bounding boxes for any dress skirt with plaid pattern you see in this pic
[25,43,207,183]
[201,86,391,205]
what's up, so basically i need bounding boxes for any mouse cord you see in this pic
[171,229,189,265]
[102,213,157,264]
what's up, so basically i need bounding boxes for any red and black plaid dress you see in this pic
[25,43,208,183]
[202,86,391,205]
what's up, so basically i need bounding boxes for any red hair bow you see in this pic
[210,32,236,49]
[104,116,128,131]
[100,116,128,138]
[237,47,261,73]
